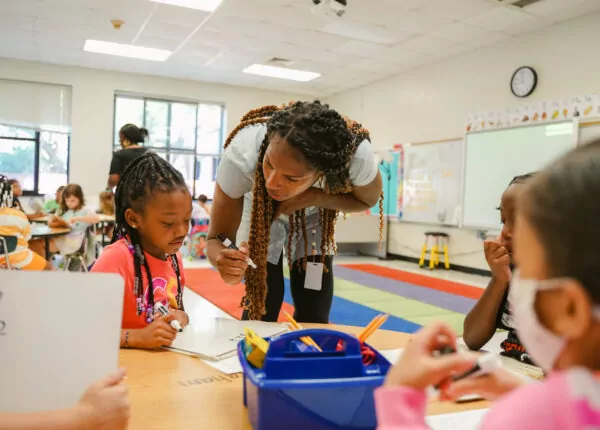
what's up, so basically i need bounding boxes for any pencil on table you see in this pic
[283,311,323,352]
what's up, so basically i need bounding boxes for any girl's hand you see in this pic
[131,315,178,349]
[68,217,79,225]
[76,369,130,430]
[273,188,323,219]
[440,368,526,401]
[215,241,249,285]
[385,322,477,390]
[483,238,511,284]
[171,309,189,329]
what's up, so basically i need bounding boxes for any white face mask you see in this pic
[509,270,600,372]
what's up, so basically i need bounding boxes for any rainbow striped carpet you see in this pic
[185,264,483,334]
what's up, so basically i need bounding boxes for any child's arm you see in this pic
[0,408,87,430]
[69,213,100,225]
[48,216,69,229]
[120,315,178,349]
[0,370,129,430]
[463,239,511,350]
[376,323,477,430]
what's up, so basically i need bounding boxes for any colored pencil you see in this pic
[283,311,323,352]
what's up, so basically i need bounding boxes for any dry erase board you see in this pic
[463,121,577,230]
[402,139,463,225]
[579,118,600,145]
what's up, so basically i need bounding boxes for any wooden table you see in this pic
[30,225,71,259]
[120,325,488,430]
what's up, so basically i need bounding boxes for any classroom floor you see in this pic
[181,256,490,335]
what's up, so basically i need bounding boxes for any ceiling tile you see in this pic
[400,35,457,54]
[422,0,497,20]
[532,0,600,22]
[430,43,475,59]
[373,45,434,65]
[465,5,538,31]
[393,11,457,35]
[342,0,418,27]
[503,16,554,36]
[333,40,388,57]
[321,20,413,45]
[431,21,496,43]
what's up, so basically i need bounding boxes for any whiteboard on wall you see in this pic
[463,121,576,230]
[579,119,600,145]
[402,139,463,225]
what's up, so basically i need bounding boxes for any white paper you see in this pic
[202,355,243,375]
[304,262,324,290]
[380,348,404,364]
[165,318,288,360]
[426,409,488,430]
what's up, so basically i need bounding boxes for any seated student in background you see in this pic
[8,178,45,221]
[92,153,191,350]
[99,190,115,216]
[0,369,129,430]
[463,173,535,364]
[47,184,99,256]
[0,175,52,270]
[376,141,600,429]
[44,185,65,214]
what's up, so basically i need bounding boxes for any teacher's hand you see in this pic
[215,241,249,285]
[273,188,323,219]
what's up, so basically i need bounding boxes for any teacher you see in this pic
[207,101,383,322]
[107,124,149,188]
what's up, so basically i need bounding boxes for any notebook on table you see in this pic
[0,271,124,412]
[165,318,289,361]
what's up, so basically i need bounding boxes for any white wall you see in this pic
[326,12,600,271]
[0,58,308,195]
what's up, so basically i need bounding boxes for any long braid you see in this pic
[227,101,382,319]
[112,152,188,321]
[287,213,295,269]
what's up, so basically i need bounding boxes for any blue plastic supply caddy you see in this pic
[238,328,392,430]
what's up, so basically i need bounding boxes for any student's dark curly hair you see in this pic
[224,101,384,319]
[112,152,187,321]
[522,139,600,303]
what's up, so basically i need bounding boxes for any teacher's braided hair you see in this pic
[112,152,186,319]
[224,101,384,320]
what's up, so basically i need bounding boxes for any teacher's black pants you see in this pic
[241,253,334,323]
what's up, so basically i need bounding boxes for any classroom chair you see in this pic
[418,232,450,270]
[62,229,95,272]
[0,235,18,270]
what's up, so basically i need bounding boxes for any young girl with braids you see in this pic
[207,101,383,322]
[92,152,191,350]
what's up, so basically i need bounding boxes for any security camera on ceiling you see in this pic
[311,0,347,19]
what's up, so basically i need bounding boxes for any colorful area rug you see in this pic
[185,264,483,334]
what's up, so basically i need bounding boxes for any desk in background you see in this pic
[121,325,488,430]
[30,225,70,260]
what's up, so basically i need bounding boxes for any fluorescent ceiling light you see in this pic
[149,0,223,12]
[243,64,320,82]
[84,40,171,62]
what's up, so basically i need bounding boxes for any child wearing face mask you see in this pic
[376,140,600,429]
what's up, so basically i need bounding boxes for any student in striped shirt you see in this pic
[0,175,52,270]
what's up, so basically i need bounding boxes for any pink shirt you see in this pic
[376,368,600,430]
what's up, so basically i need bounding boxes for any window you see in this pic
[0,124,70,195]
[113,94,225,198]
